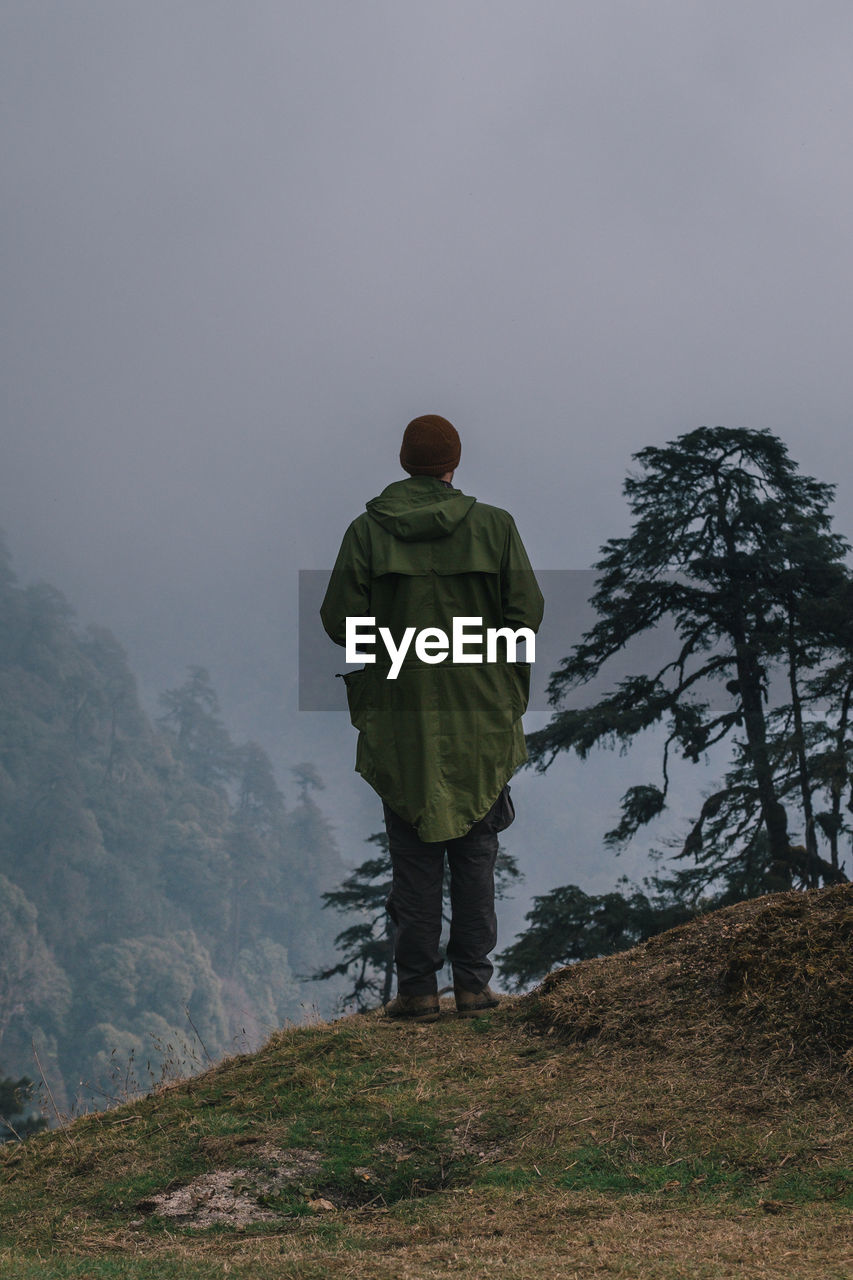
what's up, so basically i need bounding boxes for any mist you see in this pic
[4,0,853,942]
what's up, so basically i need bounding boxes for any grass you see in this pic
[1,886,851,1278]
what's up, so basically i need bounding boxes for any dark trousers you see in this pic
[383,786,515,996]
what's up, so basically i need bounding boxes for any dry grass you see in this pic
[6,1193,844,1280]
[526,884,852,1061]
[0,886,850,1279]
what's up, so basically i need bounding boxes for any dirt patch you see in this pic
[255,1143,325,1183]
[142,1146,324,1227]
[145,1169,279,1227]
[449,1111,504,1164]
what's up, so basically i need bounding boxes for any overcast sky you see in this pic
[3,2,853,911]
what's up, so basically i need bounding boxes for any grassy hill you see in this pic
[1,886,851,1279]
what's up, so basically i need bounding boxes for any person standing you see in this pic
[321,415,544,1021]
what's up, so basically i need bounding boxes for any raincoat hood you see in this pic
[366,477,476,542]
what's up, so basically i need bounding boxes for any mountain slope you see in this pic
[1,886,850,1279]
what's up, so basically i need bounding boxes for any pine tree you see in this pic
[497,874,693,989]
[310,833,396,1011]
[528,426,852,891]
[0,1073,46,1142]
[312,834,522,1011]
[158,667,238,789]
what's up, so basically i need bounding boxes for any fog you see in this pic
[3,1,853,941]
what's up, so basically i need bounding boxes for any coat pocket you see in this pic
[341,668,372,732]
[493,783,516,833]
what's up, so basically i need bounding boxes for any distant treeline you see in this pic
[0,532,345,1115]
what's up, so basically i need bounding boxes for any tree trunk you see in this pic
[786,611,820,886]
[829,674,853,875]
[734,641,791,885]
[714,476,791,884]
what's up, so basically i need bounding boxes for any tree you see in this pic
[528,426,852,893]
[497,874,694,989]
[158,667,238,789]
[802,652,853,878]
[0,532,350,1104]
[311,833,522,1012]
[0,1073,46,1142]
[225,743,288,973]
[310,833,396,1011]
[0,875,70,1056]
[292,762,325,803]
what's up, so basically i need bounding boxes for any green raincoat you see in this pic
[320,476,544,841]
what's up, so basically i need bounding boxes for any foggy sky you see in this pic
[3,2,853,925]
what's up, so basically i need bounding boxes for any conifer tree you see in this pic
[158,667,238,789]
[312,834,522,1011]
[497,876,693,989]
[528,426,852,891]
[0,1073,46,1142]
[499,429,851,989]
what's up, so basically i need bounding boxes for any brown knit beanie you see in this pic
[399,414,461,476]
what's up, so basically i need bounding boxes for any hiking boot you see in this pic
[383,992,441,1023]
[454,985,500,1018]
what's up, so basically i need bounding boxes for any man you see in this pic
[320,414,544,1022]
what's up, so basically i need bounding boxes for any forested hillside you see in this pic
[0,534,346,1113]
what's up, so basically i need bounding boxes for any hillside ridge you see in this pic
[526,883,852,1061]
[1,886,850,1278]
